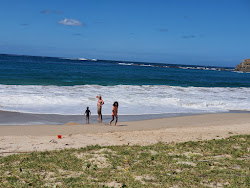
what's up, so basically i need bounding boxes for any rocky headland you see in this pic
[235,59,250,72]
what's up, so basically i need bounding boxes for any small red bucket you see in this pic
[57,135,62,139]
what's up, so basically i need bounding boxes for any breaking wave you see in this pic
[0,84,249,115]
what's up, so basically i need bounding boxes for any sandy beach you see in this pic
[0,113,249,156]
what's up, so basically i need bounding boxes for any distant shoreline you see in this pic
[0,53,235,69]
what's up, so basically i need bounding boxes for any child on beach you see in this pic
[84,107,91,124]
[110,101,119,126]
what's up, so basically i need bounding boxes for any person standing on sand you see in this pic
[96,95,104,122]
[110,101,119,126]
[84,106,91,124]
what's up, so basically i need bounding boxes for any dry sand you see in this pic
[0,113,249,156]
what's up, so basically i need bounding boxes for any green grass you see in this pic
[0,135,249,187]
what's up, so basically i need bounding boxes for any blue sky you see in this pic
[0,0,249,66]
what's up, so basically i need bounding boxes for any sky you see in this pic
[0,0,250,67]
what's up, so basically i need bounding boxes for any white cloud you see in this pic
[58,18,83,26]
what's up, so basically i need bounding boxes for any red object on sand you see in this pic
[57,135,62,139]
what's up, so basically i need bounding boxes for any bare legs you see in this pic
[97,108,102,122]
[86,116,89,124]
[97,113,102,122]
[110,115,118,126]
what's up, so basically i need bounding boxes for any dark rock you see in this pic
[235,59,250,72]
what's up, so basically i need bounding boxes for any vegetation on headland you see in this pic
[235,59,250,72]
[0,135,249,187]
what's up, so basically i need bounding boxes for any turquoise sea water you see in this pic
[0,54,249,115]
[0,54,249,87]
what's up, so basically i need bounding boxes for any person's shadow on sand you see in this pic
[116,124,127,127]
[104,124,127,126]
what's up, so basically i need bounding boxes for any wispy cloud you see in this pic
[40,9,63,14]
[182,35,196,39]
[73,33,83,36]
[159,28,168,32]
[20,24,29,26]
[40,9,51,14]
[58,18,84,26]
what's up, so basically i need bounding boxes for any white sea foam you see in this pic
[139,64,152,67]
[233,71,250,74]
[0,84,249,115]
[118,63,133,66]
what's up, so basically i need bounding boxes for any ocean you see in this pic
[0,53,250,116]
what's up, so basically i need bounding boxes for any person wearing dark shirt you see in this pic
[84,106,91,124]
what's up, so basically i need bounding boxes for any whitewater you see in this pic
[0,84,249,115]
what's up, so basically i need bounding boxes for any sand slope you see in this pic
[0,113,249,156]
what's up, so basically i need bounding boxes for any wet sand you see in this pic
[0,113,249,156]
[0,110,201,125]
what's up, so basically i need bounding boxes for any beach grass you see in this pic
[0,135,249,187]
